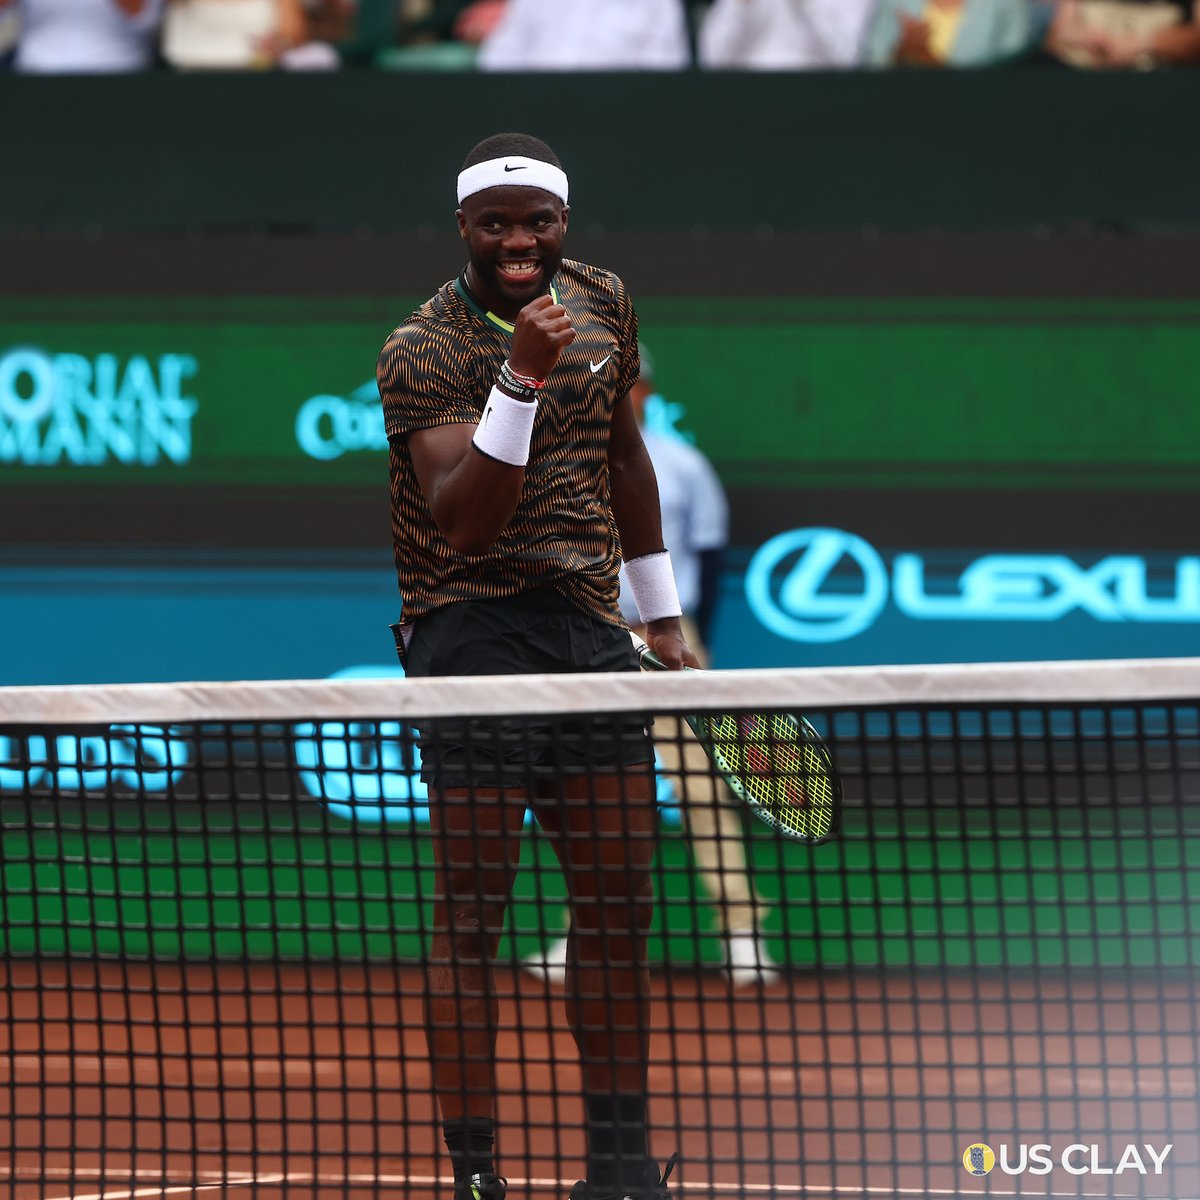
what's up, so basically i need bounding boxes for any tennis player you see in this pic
[377,133,693,1200]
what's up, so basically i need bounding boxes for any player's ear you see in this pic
[456,209,468,241]
[560,205,569,236]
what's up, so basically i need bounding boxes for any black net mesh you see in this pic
[1,668,1198,1199]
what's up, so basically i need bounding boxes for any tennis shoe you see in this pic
[569,1152,679,1199]
[522,934,569,985]
[725,931,782,988]
[455,1172,507,1200]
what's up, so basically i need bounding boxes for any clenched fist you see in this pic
[508,294,575,382]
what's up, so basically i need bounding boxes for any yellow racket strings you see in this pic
[704,712,836,840]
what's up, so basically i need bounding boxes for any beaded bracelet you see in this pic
[497,360,545,399]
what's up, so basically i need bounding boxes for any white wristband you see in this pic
[472,385,538,466]
[624,550,683,624]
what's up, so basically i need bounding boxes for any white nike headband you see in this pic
[457,156,569,206]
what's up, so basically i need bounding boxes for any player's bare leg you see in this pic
[426,784,527,1195]
[532,765,676,1196]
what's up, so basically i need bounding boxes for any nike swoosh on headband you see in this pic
[504,164,527,172]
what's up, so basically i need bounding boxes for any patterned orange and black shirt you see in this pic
[377,258,640,626]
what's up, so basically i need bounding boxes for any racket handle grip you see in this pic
[629,630,665,671]
[630,629,695,673]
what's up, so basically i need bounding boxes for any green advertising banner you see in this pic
[3,297,1200,492]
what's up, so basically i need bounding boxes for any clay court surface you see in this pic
[2,961,1196,1200]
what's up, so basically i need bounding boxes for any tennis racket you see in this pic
[631,632,841,845]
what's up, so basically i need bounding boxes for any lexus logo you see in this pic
[745,527,888,643]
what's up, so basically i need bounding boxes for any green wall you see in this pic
[3,71,1200,236]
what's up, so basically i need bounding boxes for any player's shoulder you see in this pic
[558,258,632,312]
[376,278,475,391]
[379,281,472,369]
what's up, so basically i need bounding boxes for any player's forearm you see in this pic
[609,442,666,563]
[608,393,668,562]
[429,451,525,557]
[430,362,550,553]
[408,356,555,555]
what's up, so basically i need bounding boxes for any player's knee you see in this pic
[436,887,511,944]
[574,884,654,938]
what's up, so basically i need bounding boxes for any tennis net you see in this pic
[1,659,1198,1200]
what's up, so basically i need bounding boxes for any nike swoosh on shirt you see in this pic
[589,355,612,374]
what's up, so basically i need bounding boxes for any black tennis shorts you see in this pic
[402,588,654,791]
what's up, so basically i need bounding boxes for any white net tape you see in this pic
[1,657,1197,725]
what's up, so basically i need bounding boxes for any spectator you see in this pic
[451,0,505,43]
[363,0,502,66]
[329,0,397,65]
[1,0,19,68]
[863,0,1041,67]
[1044,0,1200,68]
[525,344,781,989]
[161,0,339,69]
[699,0,875,69]
[14,0,162,73]
[478,0,689,70]
[304,0,356,46]
[391,0,503,44]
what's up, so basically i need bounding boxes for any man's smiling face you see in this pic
[457,185,569,319]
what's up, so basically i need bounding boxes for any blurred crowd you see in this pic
[1,0,1197,74]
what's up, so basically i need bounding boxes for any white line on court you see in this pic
[3,1164,1158,1200]
[57,1181,270,1200]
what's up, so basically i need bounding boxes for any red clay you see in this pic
[2,962,1195,1200]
